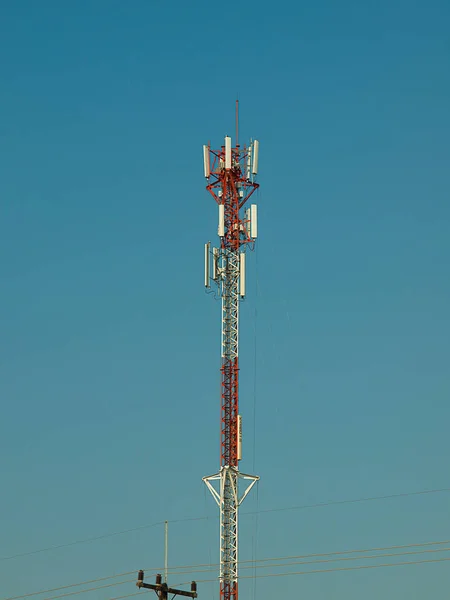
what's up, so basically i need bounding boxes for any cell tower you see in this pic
[202,103,260,600]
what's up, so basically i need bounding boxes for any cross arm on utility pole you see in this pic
[166,588,197,598]
[136,572,198,599]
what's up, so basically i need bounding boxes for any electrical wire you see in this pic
[3,572,137,600]
[250,486,450,517]
[252,224,259,476]
[74,548,450,600]
[204,484,215,600]
[174,556,450,585]
[3,486,449,563]
[104,594,141,600]
[26,554,450,600]
[237,544,450,572]
[239,537,450,566]
[42,580,134,600]
[116,545,450,579]
[147,537,450,573]
[6,538,450,600]
[0,522,164,562]
[93,559,450,600]
[251,241,259,600]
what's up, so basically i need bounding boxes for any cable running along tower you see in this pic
[203,104,260,600]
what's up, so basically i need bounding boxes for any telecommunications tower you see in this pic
[202,103,260,600]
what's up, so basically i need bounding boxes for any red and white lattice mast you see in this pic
[202,104,260,600]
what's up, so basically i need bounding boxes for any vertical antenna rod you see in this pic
[164,520,168,584]
[202,111,260,600]
[235,99,239,147]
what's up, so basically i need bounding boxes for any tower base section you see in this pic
[203,467,259,600]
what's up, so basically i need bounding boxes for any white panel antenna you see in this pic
[250,204,258,238]
[225,136,232,170]
[213,247,219,280]
[252,140,259,174]
[239,252,246,297]
[237,415,242,460]
[246,144,252,180]
[218,204,225,237]
[204,242,211,288]
[203,145,210,179]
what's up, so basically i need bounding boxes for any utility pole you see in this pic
[164,520,168,584]
[136,524,195,598]
[137,572,197,599]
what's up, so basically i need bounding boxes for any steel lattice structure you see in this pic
[202,110,260,600]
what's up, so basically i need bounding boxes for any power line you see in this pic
[237,545,450,573]
[6,538,450,600]
[241,537,450,566]
[97,558,450,600]
[136,545,450,579]
[251,486,450,516]
[177,556,450,585]
[2,486,449,562]
[98,558,450,600]
[3,572,137,600]
[0,523,164,562]
[97,545,450,586]
[133,545,450,579]
[165,537,450,571]
[42,579,134,600]
[106,594,141,600]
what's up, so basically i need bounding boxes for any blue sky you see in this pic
[1,0,449,598]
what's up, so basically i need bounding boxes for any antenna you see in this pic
[218,205,225,237]
[246,143,252,181]
[237,415,242,460]
[225,136,232,170]
[213,247,219,281]
[204,242,211,288]
[250,204,258,238]
[252,140,259,174]
[203,145,210,179]
[235,99,239,147]
[239,252,246,297]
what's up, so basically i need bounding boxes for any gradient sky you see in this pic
[1,1,450,598]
